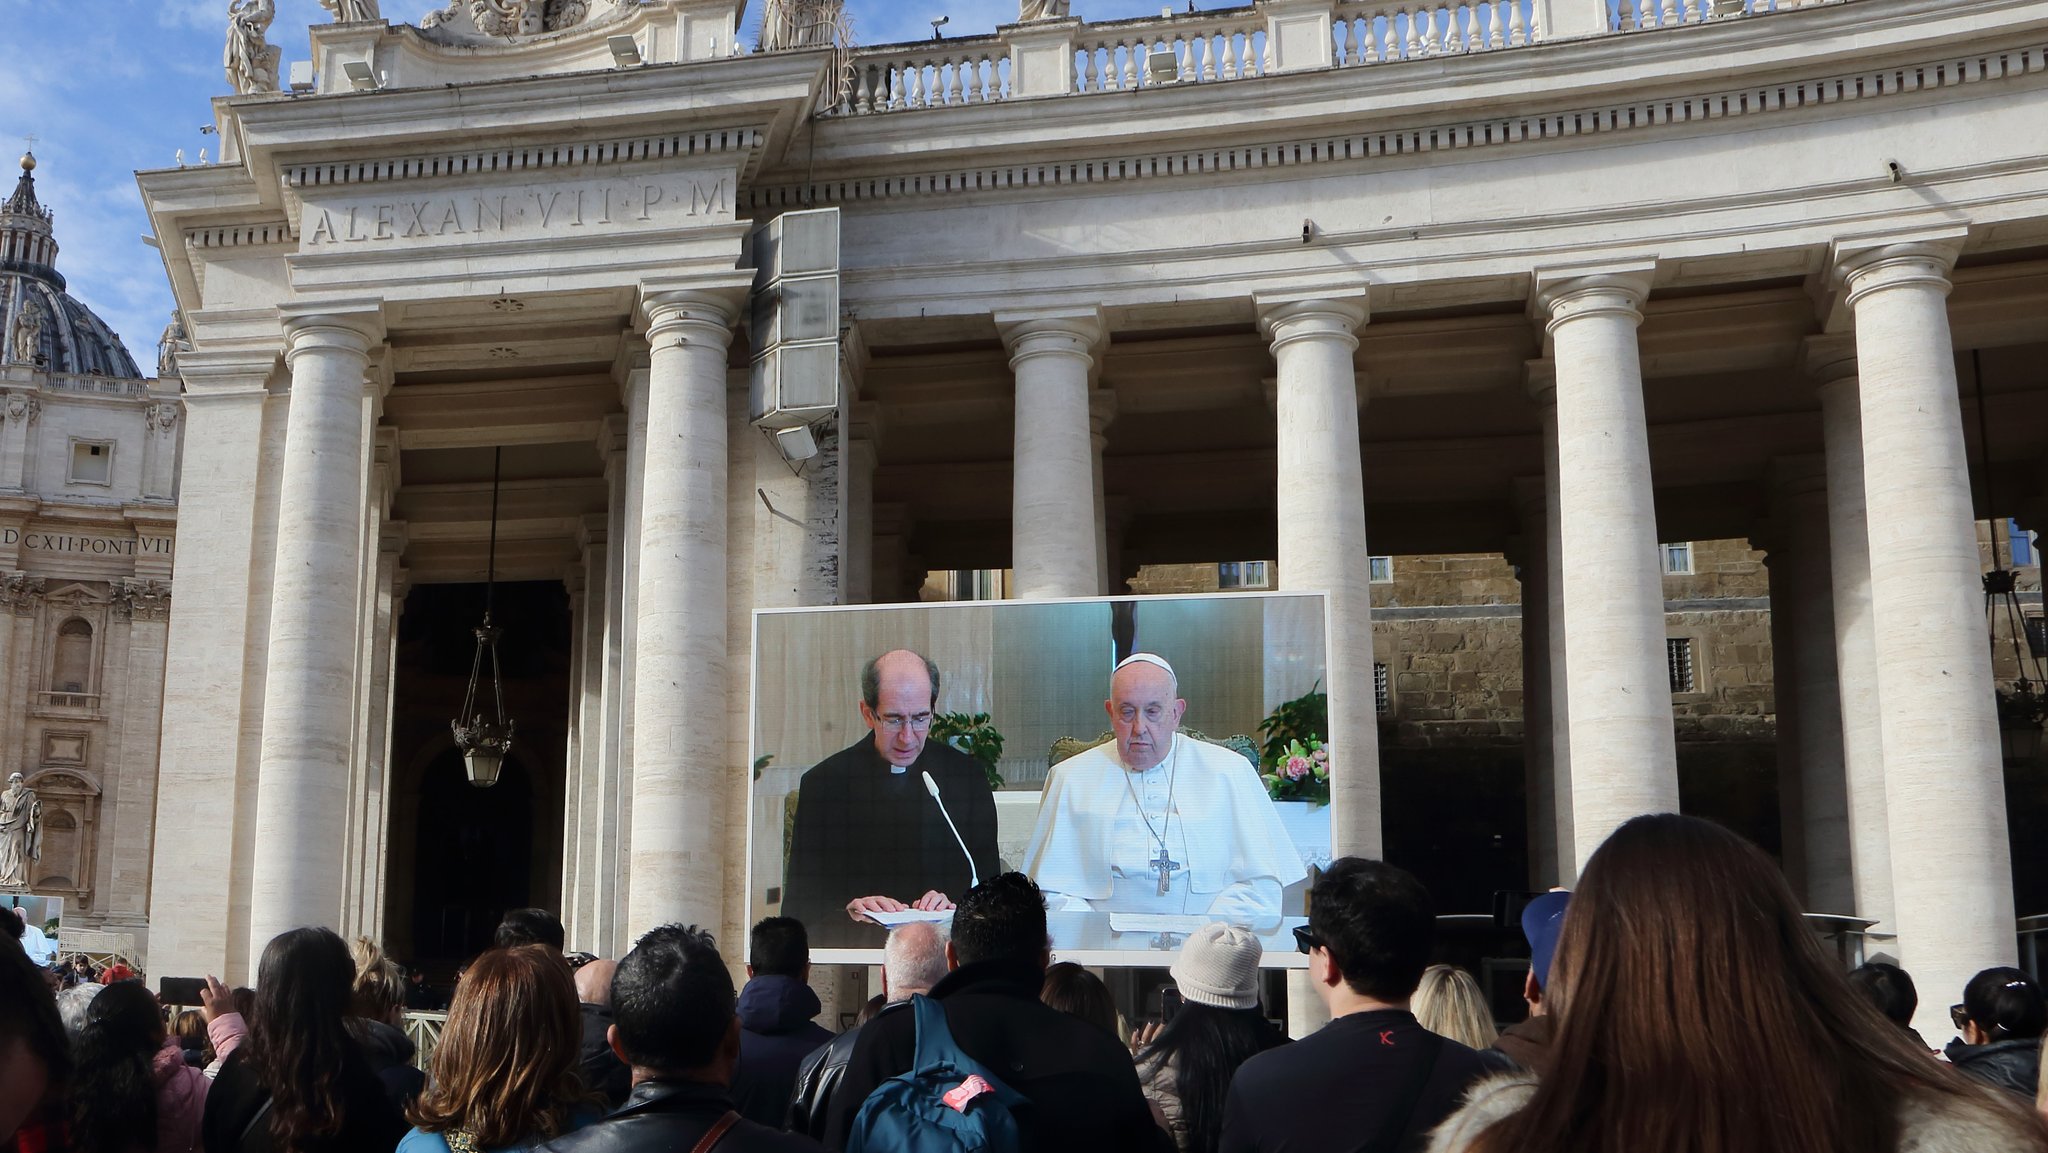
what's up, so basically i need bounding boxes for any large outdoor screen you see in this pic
[748,592,1331,966]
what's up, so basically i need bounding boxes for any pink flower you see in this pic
[1311,746,1328,763]
[1284,755,1312,781]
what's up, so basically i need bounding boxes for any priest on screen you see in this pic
[1020,653,1305,922]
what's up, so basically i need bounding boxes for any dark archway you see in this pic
[411,749,535,963]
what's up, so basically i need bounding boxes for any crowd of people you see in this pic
[7,813,2048,1153]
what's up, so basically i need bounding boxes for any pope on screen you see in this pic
[1021,652,1305,921]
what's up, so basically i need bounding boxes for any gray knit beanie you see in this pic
[1170,922,1262,1010]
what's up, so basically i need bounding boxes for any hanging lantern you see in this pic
[452,446,514,787]
[1972,351,2046,767]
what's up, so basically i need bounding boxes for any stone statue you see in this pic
[761,0,843,50]
[0,773,40,890]
[157,313,190,379]
[318,0,382,21]
[224,0,281,95]
[9,299,42,365]
[1020,0,1071,20]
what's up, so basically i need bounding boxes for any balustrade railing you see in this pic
[831,0,1868,116]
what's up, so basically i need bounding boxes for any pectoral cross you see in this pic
[1151,844,1181,896]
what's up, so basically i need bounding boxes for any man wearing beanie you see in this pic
[1492,890,1569,1075]
[1219,858,1488,1153]
[1136,923,1285,1153]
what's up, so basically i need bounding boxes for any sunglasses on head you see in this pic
[1950,1003,1971,1030]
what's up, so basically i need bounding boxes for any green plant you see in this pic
[931,711,1006,790]
[1258,681,1328,768]
[1260,737,1331,805]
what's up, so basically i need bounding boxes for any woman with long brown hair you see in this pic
[1429,814,2048,1153]
[399,945,597,1153]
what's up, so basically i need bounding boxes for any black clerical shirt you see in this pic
[781,737,999,947]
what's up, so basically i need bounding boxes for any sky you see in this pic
[0,0,1178,366]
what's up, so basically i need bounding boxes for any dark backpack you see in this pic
[846,994,1027,1153]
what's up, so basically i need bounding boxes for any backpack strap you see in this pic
[1361,1029,1444,1153]
[688,1110,741,1153]
[908,993,956,1073]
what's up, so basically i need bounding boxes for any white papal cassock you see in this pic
[1021,732,1306,921]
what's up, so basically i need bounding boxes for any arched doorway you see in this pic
[409,748,536,963]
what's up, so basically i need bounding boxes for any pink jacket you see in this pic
[154,1013,246,1153]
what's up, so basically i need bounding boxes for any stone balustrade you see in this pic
[832,0,1866,116]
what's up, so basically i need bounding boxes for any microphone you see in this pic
[922,770,980,889]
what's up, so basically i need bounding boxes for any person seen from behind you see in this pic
[1040,962,1121,1041]
[399,944,597,1153]
[1945,967,2047,1100]
[823,871,1171,1152]
[786,921,948,1142]
[1490,891,1566,1075]
[200,926,409,1153]
[1412,965,1498,1052]
[731,917,835,1127]
[533,923,819,1153]
[350,937,427,1111]
[1,931,71,1148]
[1133,922,1286,1153]
[1219,857,1488,1153]
[1848,961,1934,1054]
[493,909,566,955]
[571,959,631,1109]
[68,975,243,1153]
[1427,813,2048,1153]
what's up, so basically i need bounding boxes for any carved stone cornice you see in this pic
[0,572,43,615]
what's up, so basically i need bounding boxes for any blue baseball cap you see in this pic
[1522,891,1572,990]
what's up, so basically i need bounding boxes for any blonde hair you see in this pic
[1412,963,1498,1049]
[2037,1035,2047,1123]
[349,936,406,1021]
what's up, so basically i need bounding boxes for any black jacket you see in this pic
[1945,1035,2044,1099]
[200,1045,409,1153]
[823,958,1172,1153]
[787,1002,909,1141]
[782,738,999,948]
[733,975,836,1126]
[348,1017,427,1113]
[1219,1009,1489,1153]
[533,1078,822,1153]
[579,1002,633,1108]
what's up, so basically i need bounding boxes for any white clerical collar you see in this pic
[889,764,908,775]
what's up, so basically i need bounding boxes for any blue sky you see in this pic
[0,0,1174,366]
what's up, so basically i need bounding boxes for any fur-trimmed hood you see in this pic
[1425,1070,2046,1153]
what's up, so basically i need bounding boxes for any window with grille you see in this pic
[1368,556,1393,583]
[1660,542,1694,576]
[1218,561,1270,590]
[1374,662,1390,716]
[68,441,113,487]
[1667,637,1696,693]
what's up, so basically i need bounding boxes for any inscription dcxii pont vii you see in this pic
[300,174,734,250]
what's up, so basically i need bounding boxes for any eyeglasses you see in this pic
[1292,925,1322,955]
[879,712,934,733]
[1950,1003,1971,1030]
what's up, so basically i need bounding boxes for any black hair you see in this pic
[1040,962,1118,1038]
[1847,962,1918,1028]
[249,926,361,1148]
[0,932,69,1091]
[611,924,734,1072]
[951,872,1048,968]
[493,907,566,951]
[748,917,810,978]
[1308,857,1435,1000]
[1,903,23,941]
[1962,966,2047,1041]
[860,651,941,711]
[69,978,163,1153]
[1137,1002,1287,1153]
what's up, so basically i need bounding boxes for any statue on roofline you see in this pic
[9,299,43,365]
[224,0,281,94]
[318,0,383,22]
[1020,0,1071,20]
[760,0,845,51]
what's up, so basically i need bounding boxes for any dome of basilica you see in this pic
[2,154,142,380]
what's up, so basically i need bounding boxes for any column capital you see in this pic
[1833,236,1962,309]
[278,300,385,361]
[1803,333,1859,385]
[1088,388,1118,437]
[378,519,408,556]
[578,512,609,551]
[1530,264,1653,331]
[639,283,745,346]
[1524,358,1557,404]
[1254,291,1368,352]
[995,307,1104,366]
[174,347,282,397]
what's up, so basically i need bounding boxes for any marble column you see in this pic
[105,580,169,928]
[1768,458,1854,912]
[1090,389,1117,598]
[1258,292,1378,1041]
[1809,337,1895,939]
[997,309,1104,599]
[1512,477,1559,889]
[1535,270,1678,870]
[597,405,636,959]
[1527,364,1576,879]
[1765,547,1809,902]
[846,403,881,605]
[248,306,382,954]
[1839,239,2014,1034]
[564,515,609,950]
[627,288,743,942]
